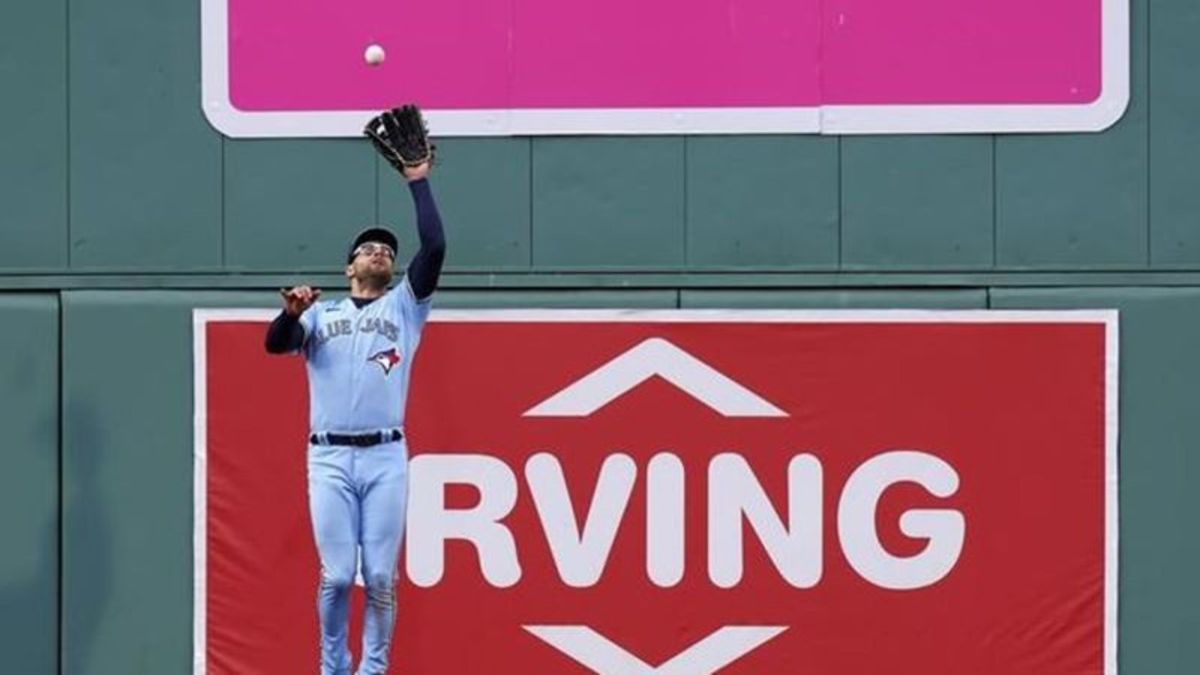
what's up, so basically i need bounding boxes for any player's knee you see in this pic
[320,565,356,592]
[363,571,394,592]
[363,573,395,607]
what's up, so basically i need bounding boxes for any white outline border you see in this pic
[201,0,1128,137]
[192,308,1119,674]
[192,310,207,675]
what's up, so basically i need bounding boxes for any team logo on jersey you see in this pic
[368,348,403,375]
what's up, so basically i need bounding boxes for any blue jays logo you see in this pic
[368,348,403,375]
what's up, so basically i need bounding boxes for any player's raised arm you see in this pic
[402,171,446,300]
[365,105,446,300]
[265,285,320,354]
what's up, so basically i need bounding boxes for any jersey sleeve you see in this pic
[297,304,319,355]
[390,275,432,336]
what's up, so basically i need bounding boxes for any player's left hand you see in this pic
[280,285,321,317]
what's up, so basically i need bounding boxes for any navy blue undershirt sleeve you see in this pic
[404,178,446,300]
[265,310,305,354]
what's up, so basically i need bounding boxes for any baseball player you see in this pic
[264,107,444,674]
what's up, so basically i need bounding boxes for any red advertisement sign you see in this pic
[194,309,1118,674]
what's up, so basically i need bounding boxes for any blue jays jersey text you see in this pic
[298,276,431,433]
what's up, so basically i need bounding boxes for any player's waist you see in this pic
[309,428,404,447]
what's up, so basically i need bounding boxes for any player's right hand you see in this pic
[403,161,431,182]
[280,286,321,317]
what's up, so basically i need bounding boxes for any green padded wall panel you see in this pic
[532,137,685,268]
[0,294,59,673]
[681,289,986,309]
[841,136,993,270]
[0,0,67,270]
[69,0,222,270]
[686,136,839,269]
[1148,0,1200,265]
[224,140,376,271]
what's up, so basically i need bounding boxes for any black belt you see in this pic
[310,429,403,447]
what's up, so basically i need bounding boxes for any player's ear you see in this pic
[345,263,354,278]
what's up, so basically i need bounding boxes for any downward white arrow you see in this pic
[523,625,788,674]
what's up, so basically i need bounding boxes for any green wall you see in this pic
[3,0,1199,275]
[0,296,59,673]
[3,0,1200,671]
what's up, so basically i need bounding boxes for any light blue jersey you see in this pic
[298,275,431,434]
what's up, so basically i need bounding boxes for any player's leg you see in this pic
[308,444,361,675]
[355,440,410,675]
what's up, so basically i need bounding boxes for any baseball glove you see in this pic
[365,104,435,172]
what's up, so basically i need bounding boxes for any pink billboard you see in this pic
[201,0,1129,136]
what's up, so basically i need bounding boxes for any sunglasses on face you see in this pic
[354,242,395,259]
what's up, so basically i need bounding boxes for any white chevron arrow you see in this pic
[523,625,788,674]
[523,338,788,418]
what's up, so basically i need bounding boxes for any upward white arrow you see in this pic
[522,338,788,418]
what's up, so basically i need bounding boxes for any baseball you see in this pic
[364,44,386,66]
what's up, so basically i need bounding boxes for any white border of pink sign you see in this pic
[200,0,1129,138]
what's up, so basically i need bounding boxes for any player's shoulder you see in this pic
[394,274,433,305]
[383,278,411,303]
